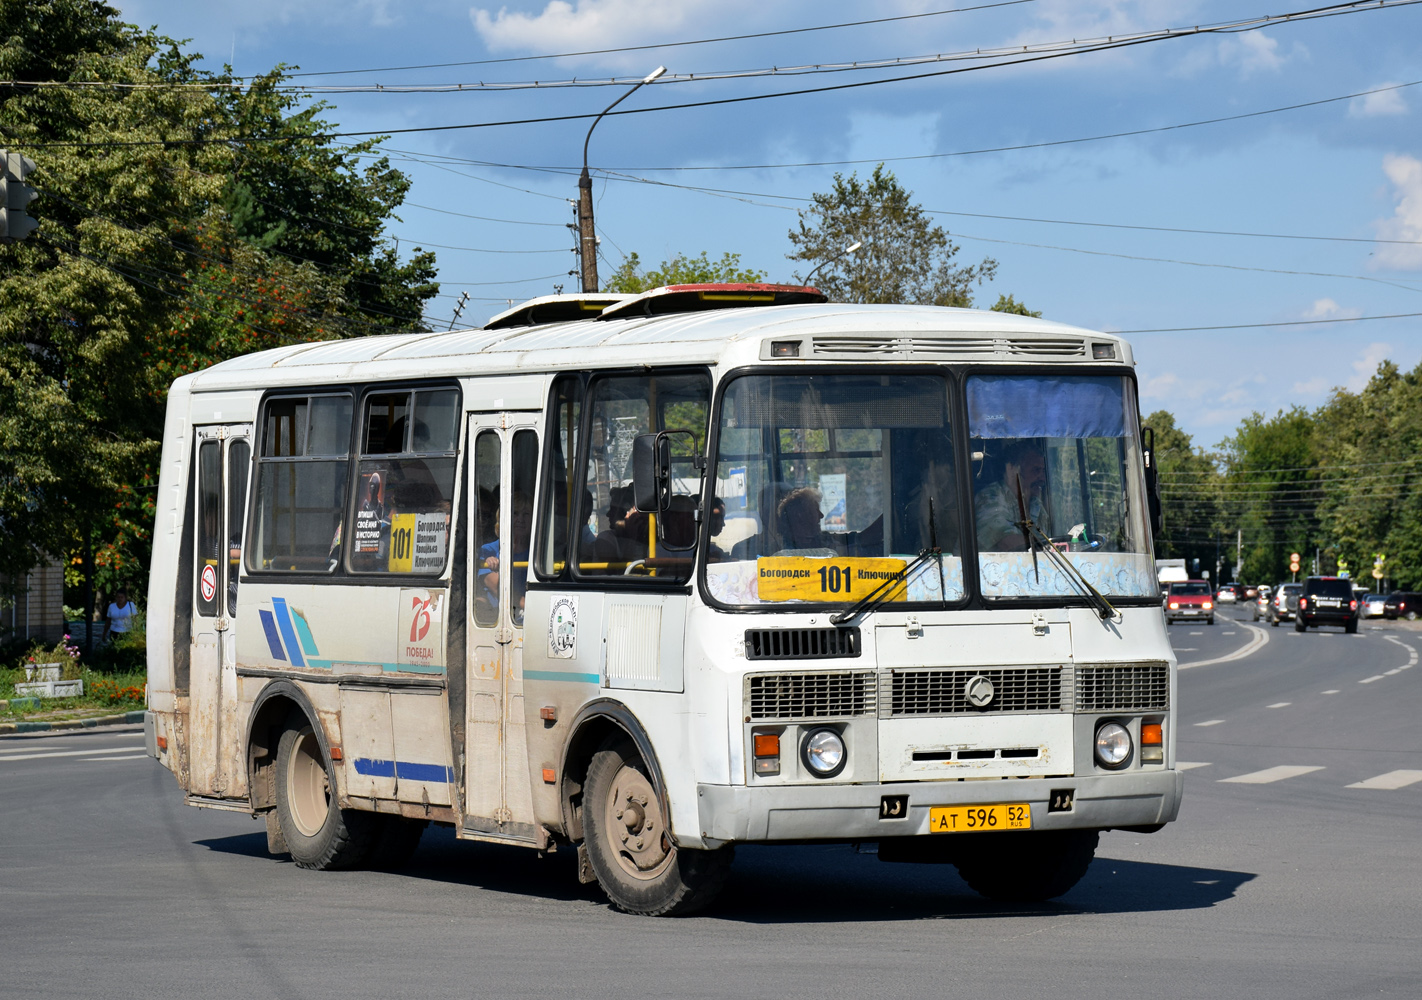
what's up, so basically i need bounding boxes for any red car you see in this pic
[1166,580,1215,624]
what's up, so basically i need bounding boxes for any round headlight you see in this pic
[1094,721,1133,769]
[801,728,847,778]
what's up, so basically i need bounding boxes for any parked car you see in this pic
[1362,593,1388,619]
[1296,577,1359,633]
[1216,584,1238,604]
[1267,583,1302,626]
[1383,591,1422,621]
[1240,584,1259,601]
[1167,580,1215,624]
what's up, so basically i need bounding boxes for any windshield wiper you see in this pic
[1013,477,1119,621]
[829,500,949,626]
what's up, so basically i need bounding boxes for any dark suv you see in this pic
[1296,577,1359,633]
[1383,592,1422,621]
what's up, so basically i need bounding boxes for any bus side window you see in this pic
[472,430,500,627]
[349,387,460,575]
[249,394,352,574]
[536,376,584,579]
[509,429,538,624]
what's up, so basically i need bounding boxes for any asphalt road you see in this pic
[3,608,1420,999]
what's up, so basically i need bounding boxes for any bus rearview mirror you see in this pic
[632,433,671,513]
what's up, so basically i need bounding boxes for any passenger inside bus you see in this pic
[479,493,533,624]
[974,439,1050,551]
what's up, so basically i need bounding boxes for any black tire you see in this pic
[954,829,1099,902]
[274,717,379,870]
[582,738,733,916]
[1207,617,1214,625]
[1345,618,1358,635]
[1295,618,1307,632]
[369,817,428,870]
[1271,617,1279,627]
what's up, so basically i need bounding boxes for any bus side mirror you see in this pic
[1142,426,1163,537]
[632,432,671,514]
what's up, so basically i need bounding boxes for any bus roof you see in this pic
[187,300,1133,392]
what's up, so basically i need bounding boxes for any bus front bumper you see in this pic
[693,769,1183,848]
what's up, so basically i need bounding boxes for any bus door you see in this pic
[463,414,540,840]
[189,424,252,797]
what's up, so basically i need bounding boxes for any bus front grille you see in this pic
[886,666,1065,716]
[744,627,861,660]
[1075,663,1170,711]
[746,671,876,720]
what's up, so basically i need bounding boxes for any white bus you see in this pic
[145,284,1181,915]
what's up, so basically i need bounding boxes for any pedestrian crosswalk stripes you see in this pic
[1194,719,1225,727]
[1219,765,1325,784]
[1176,761,1212,770]
[1345,770,1422,790]
[0,744,145,763]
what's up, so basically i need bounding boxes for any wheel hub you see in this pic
[605,763,672,879]
[288,730,330,838]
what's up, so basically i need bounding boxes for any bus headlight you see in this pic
[1094,722,1133,769]
[801,728,847,778]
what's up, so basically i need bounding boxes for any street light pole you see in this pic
[577,65,666,293]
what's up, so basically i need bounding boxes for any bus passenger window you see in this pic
[576,371,709,580]
[536,376,584,579]
[472,430,500,627]
[349,387,460,575]
[509,429,538,624]
[249,394,352,574]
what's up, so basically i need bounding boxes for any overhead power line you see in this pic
[12,2,1415,149]
[1118,312,1422,333]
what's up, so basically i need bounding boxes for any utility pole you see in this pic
[576,66,666,292]
[447,291,470,330]
[1236,529,1241,577]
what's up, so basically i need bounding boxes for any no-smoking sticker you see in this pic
[200,562,218,603]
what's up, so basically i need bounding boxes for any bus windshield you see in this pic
[705,372,965,607]
[967,374,1155,599]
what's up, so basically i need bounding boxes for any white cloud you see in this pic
[470,0,730,55]
[1350,85,1408,118]
[1217,31,1287,77]
[1374,154,1422,271]
[1302,298,1362,321]
[1346,341,1393,392]
[1290,376,1328,396]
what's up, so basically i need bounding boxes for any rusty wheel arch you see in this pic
[245,680,329,814]
[558,699,673,847]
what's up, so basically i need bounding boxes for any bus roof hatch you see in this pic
[483,293,631,330]
[596,283,827,321]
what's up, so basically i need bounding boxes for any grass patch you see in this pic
[1,630,147,720]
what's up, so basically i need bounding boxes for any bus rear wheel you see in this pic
[582,738,733,916]
[954,829,1098,902]
[275,717,378,870]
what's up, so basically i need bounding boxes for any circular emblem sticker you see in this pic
[200,563,218,603]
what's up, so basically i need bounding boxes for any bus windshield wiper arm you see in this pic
[1013,479,1119,621]
[830,497,949,626]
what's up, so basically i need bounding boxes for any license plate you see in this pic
[929,802,1031,833]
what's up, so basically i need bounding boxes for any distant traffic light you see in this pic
[0,149,39,242]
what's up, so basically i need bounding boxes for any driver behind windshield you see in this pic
[975,439,1050,551]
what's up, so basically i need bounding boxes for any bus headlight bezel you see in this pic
[1094,721,1133,770]
[800,727,847,778]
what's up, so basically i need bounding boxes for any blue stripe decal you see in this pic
[525,669,601,684]
[352,758,454,783]
[270,597,306,668]
[258,610,287,662]
[291,609,321,658]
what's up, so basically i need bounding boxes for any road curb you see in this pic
[0,710,146,735]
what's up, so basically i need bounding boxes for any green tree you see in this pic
[1218,408,1318,584]
[989,294,1042,317]
[603,250,765,294]
[0,0,438,602]
[786,164,997,306]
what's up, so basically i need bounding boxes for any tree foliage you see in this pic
[786,165,998,307]
[0,0,438,598]
[603,251,765,294]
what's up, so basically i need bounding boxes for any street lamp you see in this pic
[803,240,862,288]
[577,65,666,293]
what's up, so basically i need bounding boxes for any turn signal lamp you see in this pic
[1141,723,1164,764]
[1299,597,1308,609]
[753,732,781,776]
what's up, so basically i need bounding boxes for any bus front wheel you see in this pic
[954,829,1098,902]
[275,717,378,870]
[582,738,733,916]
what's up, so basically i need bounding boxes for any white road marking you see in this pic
[1194,719,1225,727]
[1222,631,1237,635]
[1267,702,1292,708]
[1322,689,1340,694]
[1179,620,1270,669]
[1382,635,1419,674]
[1220,765,1325,784]
[1174,647,1198,652]
[1176,761,1212,770]
[1359,675,1385,684]
[1188,630,1203,635]
[1385,668,1401,676]
[1347,770,1422,790]
[80,754,151,762]
[0,745,145,763]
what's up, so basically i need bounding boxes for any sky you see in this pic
[110,0,1422,448]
